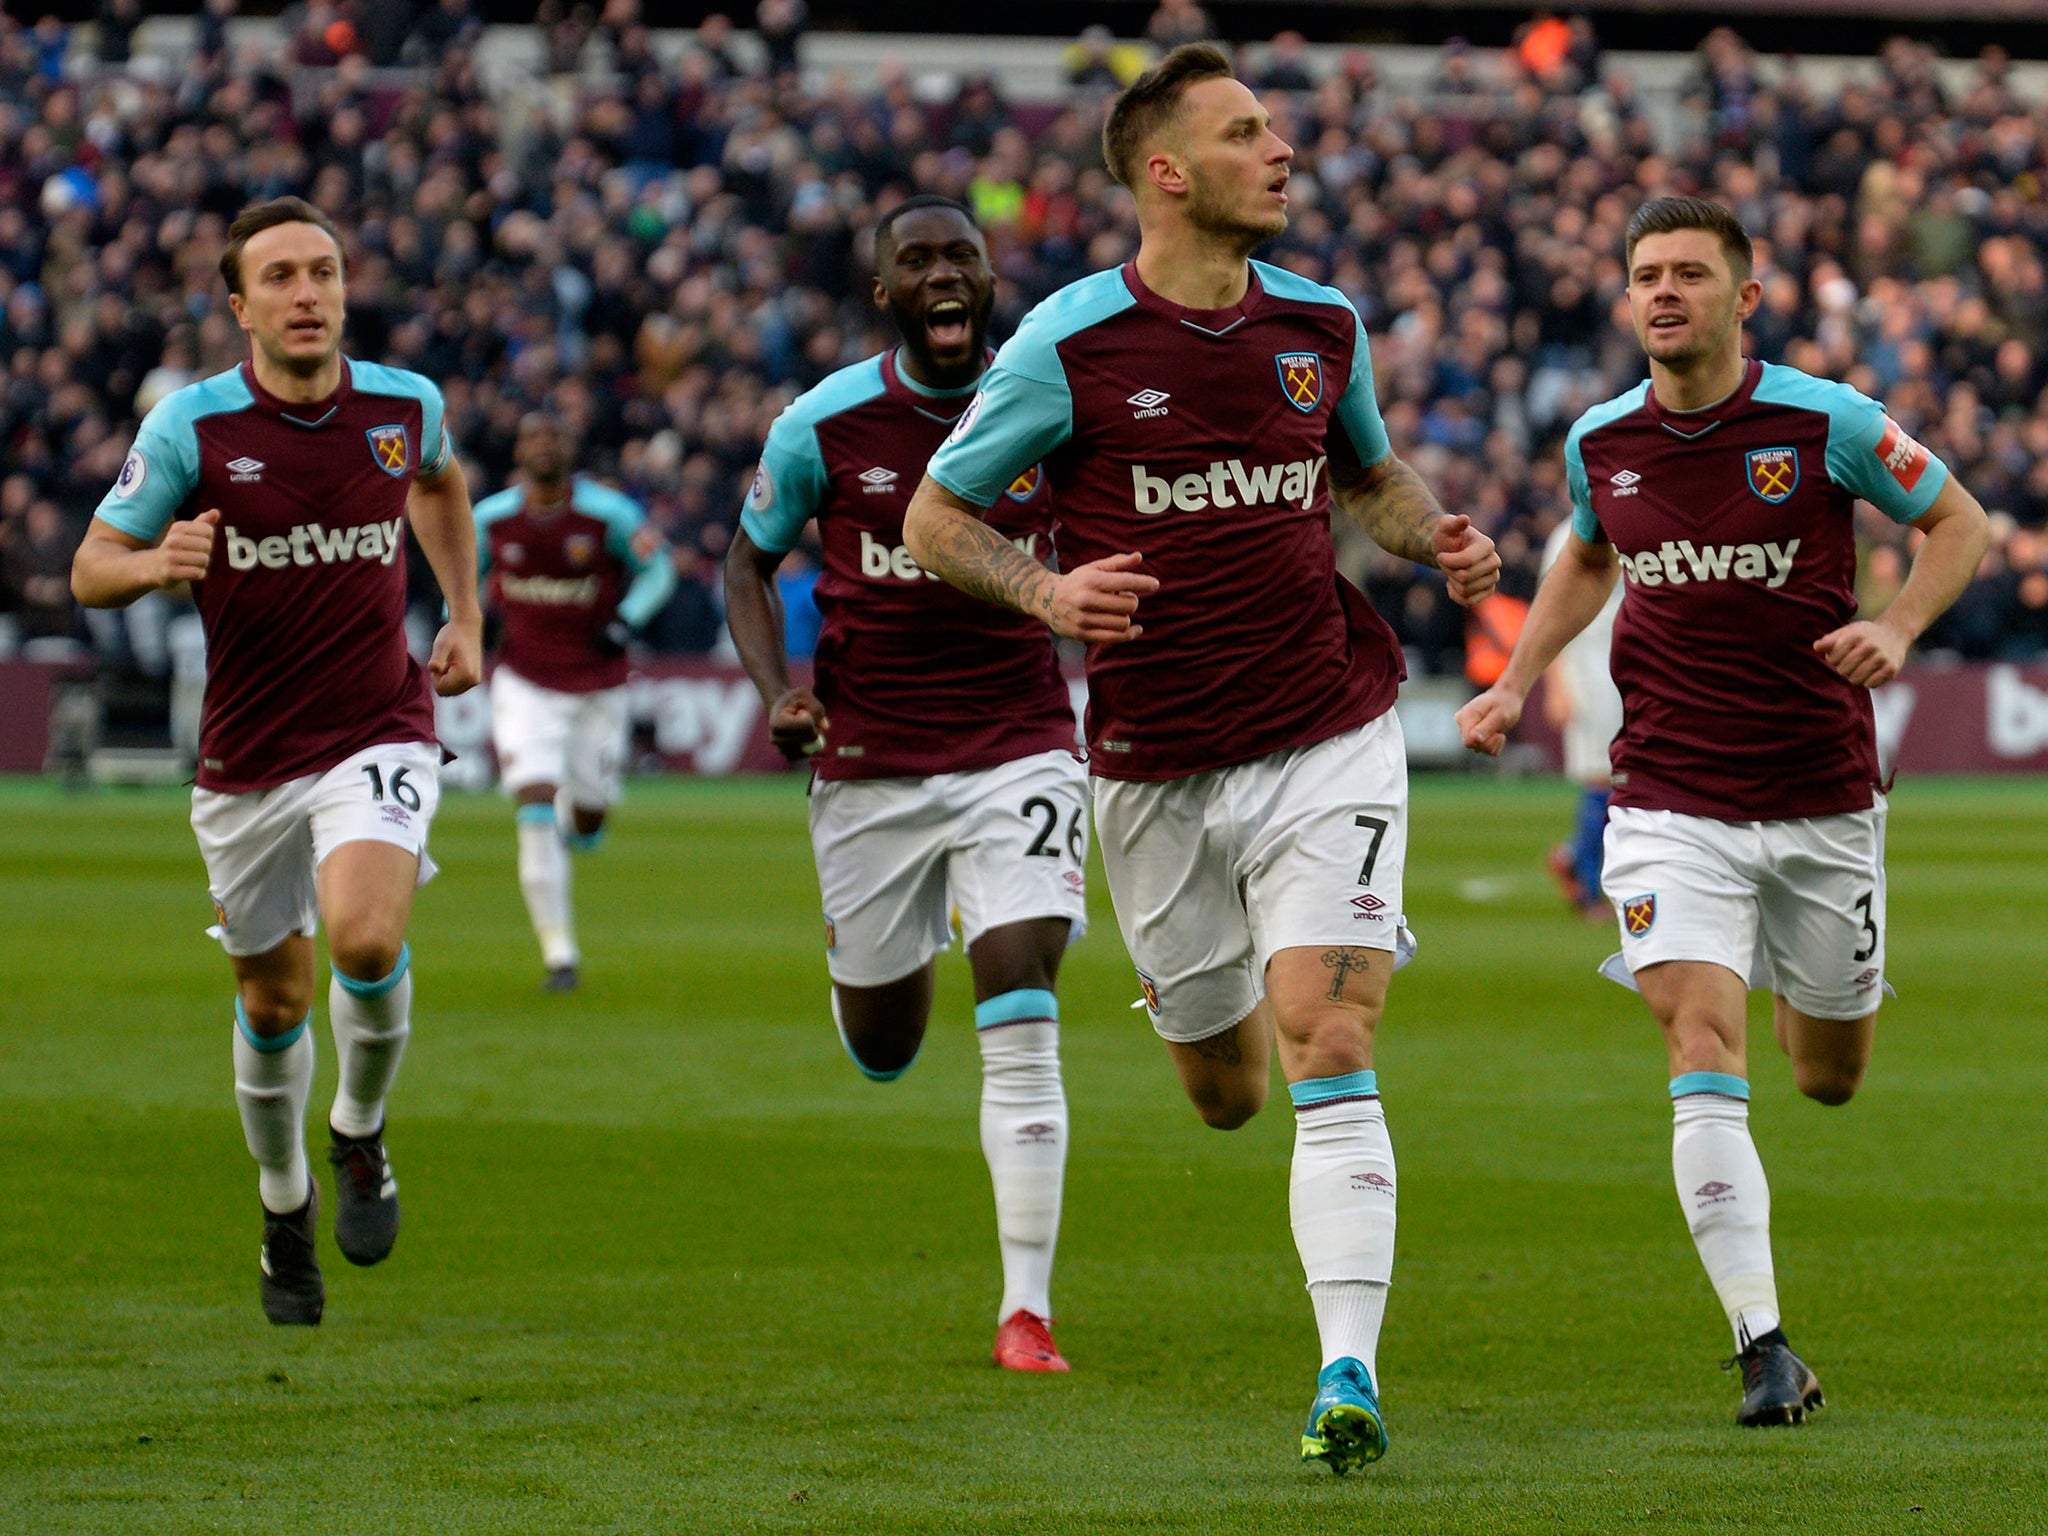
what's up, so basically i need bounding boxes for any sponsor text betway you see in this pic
[861,529,1038,581]
[1132,456,1326,514]
[225,519,406,571]
[1618,538,1799,590]
[502,573,601,606]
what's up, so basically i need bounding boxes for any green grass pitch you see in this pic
[4,773,2045,1534]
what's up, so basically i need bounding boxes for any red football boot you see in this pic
[992,1310,1070,1372]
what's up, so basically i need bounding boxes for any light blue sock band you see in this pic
[843,1045,914,1083]
[974,988,1059,1030]
[564,828,606,853]
[1289,1070,1379,1108]
[336,943,411,1000]
[1669,1071,1749,1101]
[515,803,557,826]
[235,1001,309,1053]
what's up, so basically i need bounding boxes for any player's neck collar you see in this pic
[241,355,352,427]
[1121,259,1263,336]
[884,345,984,401]
[1645,356,1761,435]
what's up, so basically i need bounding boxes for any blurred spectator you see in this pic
[1256,32,1318,95]
[3,499,82,650]
[1146,0,1215,52]
[756,0,807,77]
[1064,27,1127,92]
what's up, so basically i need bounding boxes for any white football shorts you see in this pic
[1092,711,1417,1045]
[191,739,442,958]
[810,748,1091,987]
[491,664,630,808]
[1599,795,1888,1020]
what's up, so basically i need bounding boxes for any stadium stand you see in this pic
[3,3,2047,696]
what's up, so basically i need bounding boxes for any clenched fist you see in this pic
[155,508,220,585]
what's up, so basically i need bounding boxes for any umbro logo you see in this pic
[858,466,899,494]
[226,456,265,483]
[1015,1122,1060,1144]
[1127,388,1171,419]
[1350,891,1387,917]
[1351,1171,1394,1194]
[1694,1181,1735,1205]
[1610,468,1640,497]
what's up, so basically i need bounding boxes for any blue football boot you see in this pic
[1300,1356,1387,1473]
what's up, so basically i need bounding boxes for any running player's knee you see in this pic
[239,986,311,1036]
[1192,1083,1263,1131]
[329,926,406,986]
[1793,1059,1861,1106]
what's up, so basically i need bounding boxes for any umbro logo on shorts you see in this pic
[1350,891,1387,917]
[1351,1171,1394,1195]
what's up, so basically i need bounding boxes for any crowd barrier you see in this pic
[8,658,2046,783]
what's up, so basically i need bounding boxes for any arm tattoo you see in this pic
[919,508,1056,621]
[1320,947,1377,1002]
[1331,455,1447,566]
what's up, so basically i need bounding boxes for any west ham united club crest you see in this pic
[367,424,410,476]
[1275,351,1323,413]
[1745,447,1798,503]
[565,533,598,568]
[1623,893,1657,936]
[1005,464,1043,502]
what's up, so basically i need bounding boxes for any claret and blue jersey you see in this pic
[473,478,674,695]
[93,358,451,794]
[742,345,1075,781]
[1566,357,1948,821]
[925,258,1405,782]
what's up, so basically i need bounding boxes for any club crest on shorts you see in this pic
[1275,351,1323,413]
[212,896,230,931]
[1005,464,1043,501]
[822,915,836,952]
[1623,893,1657,936]
[367,424,409,476]
[1135,969,1161,1016]
[1745,447,1798,503]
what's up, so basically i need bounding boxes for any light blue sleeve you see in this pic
[576,480,676,627]
[739,408,831,555]
[471,486,523,576]
[1565,427,1601,543]
[1818,385,1949,525]
[1331,301,1391,469]
[925,342,1075,509]
[94,399,201,541]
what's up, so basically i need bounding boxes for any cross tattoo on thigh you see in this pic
[1320,947,1374,1001]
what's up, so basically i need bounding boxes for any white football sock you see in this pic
[1671,1074,1780,1349]
[233,1005,314,1213]
[329,946,413,1139]
[516,804,578,968]
[1289,1072,1396,1378]
[976,992,1067,1323]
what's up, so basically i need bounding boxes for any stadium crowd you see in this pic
[3,2,2048,682]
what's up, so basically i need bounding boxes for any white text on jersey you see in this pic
[1617,538,1800,590]
[224,518,406,572]
[861,529,1039,581]
[502,572,601,606]
[1131,456,1327,515]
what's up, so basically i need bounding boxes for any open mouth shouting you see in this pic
[924,297,973,354]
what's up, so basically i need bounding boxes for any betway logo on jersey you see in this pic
[224,518,405,571]
[1617,538,1800,590]
[860,529,1039,582]
[1131,455,1326,515]
[502,572,601,606]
